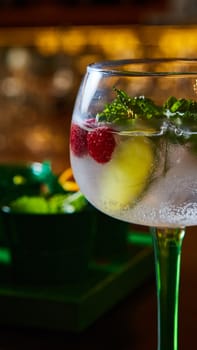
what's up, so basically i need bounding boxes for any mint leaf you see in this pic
[97,88,162,123]
[163,96,197,120]
[96,88,132,122]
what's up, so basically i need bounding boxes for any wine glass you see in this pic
[69,58,197,350]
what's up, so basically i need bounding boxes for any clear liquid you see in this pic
[70,125,197,228]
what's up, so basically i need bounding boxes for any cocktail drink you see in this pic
[69,59,197,350]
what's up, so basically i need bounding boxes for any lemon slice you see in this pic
[100,136,155,212]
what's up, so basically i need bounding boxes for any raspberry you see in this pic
[70,124,87,157]
[87,126,116,164]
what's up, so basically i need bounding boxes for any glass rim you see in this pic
[87,58,197,76]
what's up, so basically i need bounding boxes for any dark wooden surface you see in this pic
[0,226,196,350]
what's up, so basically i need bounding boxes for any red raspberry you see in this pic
[87,126,116,164]
[70,124,87,157]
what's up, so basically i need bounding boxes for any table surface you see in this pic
[0,226,196,350]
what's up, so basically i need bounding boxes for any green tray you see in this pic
[0,232,154,333]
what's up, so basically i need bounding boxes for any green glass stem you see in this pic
[151,227,185,350]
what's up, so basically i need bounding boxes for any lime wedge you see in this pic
[100,136,155,211]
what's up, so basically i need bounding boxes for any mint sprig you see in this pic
[97,88,197,124]
[96,88,197,149]
[97,88,162,122]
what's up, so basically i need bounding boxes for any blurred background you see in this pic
[0,0,196,344]
[0,0,196,174]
